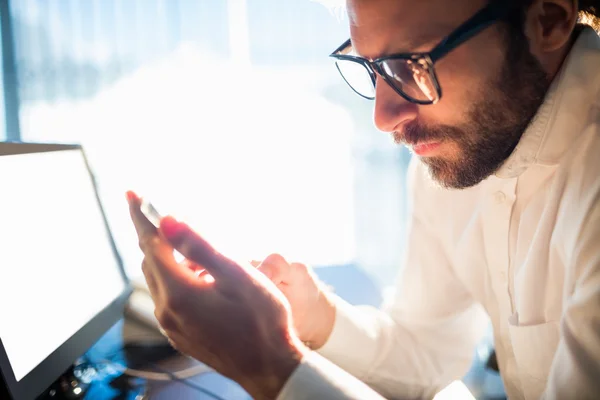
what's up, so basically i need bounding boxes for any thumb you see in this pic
[255,253,291,285]
[160,216,243,282]
[250,260,276,281]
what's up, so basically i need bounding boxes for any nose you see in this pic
[373,75,418,133]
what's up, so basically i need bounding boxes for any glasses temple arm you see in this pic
[330,38,353,56]
[429,1,513,62]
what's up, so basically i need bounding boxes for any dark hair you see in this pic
[579,0,600,17]
[579,0,600,29]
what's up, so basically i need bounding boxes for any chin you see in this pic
[427,166,460,189]
[422,158,479,190]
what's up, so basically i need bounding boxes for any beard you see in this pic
[395,26,550,189]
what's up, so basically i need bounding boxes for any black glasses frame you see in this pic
[329,0,516,104]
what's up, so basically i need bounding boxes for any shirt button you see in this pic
[494,191,507,203]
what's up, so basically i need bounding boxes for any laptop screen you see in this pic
[0,148,126,382]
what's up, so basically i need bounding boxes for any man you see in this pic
[127,0,600,398]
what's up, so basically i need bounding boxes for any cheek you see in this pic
[425,31,506,124]
[420,59,474,126]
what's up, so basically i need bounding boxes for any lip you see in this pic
[411,141,441,156]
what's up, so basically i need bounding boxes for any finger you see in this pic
[128,193,197,287]
[251,259,277,281]
[181,259,202,273]
[257,253,291,285]
[126,191,158,251]
[193,268,209,278]
[142,255,186,304]
[158,326,169,339]
[147,239,198,287]
[188,264,215,284]
[161,330,193,359]
[257,263,278,283]
[141,259,160,296]
[199,273,216,285]
[160,216,245,282]
[188,265,214,283]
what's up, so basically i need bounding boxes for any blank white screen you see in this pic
[0,149,126,382]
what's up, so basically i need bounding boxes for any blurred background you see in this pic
[0,0,412,298]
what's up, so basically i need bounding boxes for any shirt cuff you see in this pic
[316,293,384,379]
[276,351,386,400]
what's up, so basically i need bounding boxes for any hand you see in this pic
[126,191,305,399]
[252,254,336,350]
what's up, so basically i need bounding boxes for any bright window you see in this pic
[8,0,411,290]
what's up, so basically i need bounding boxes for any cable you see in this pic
[96,358,214,381]
[97,343,215,381]
[85,346,231,400]
[92,359,227,400]
[144,360,230,400]
[87,354,229,400]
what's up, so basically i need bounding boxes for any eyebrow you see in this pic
[396,28,450,52]
[352,25,454,60]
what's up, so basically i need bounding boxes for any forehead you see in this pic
[347,0,487,58]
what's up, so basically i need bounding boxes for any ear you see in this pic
[525,0,578,53]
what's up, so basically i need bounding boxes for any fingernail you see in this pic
[126,191,138,203]
[160,216,186,239]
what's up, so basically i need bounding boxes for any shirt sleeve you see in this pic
[542,164,600,399]
[315,159,489,399]
[277,352,388,400]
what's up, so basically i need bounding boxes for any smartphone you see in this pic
[140,199,186,263]
[140,198,163,229]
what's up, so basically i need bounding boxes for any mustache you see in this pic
[394,121,465,146]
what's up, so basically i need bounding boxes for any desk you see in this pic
[76,264,497,399]
[81,318,251,400]
[79,318,478,400]
[76,264,384,400]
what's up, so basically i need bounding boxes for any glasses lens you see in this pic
[335,59,375,99]
[380,58,438,103]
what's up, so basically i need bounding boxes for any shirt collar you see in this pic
[495,26,600,179]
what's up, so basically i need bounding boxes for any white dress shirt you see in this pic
[278,26,600,400]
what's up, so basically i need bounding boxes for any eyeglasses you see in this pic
[329,1,515,104]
